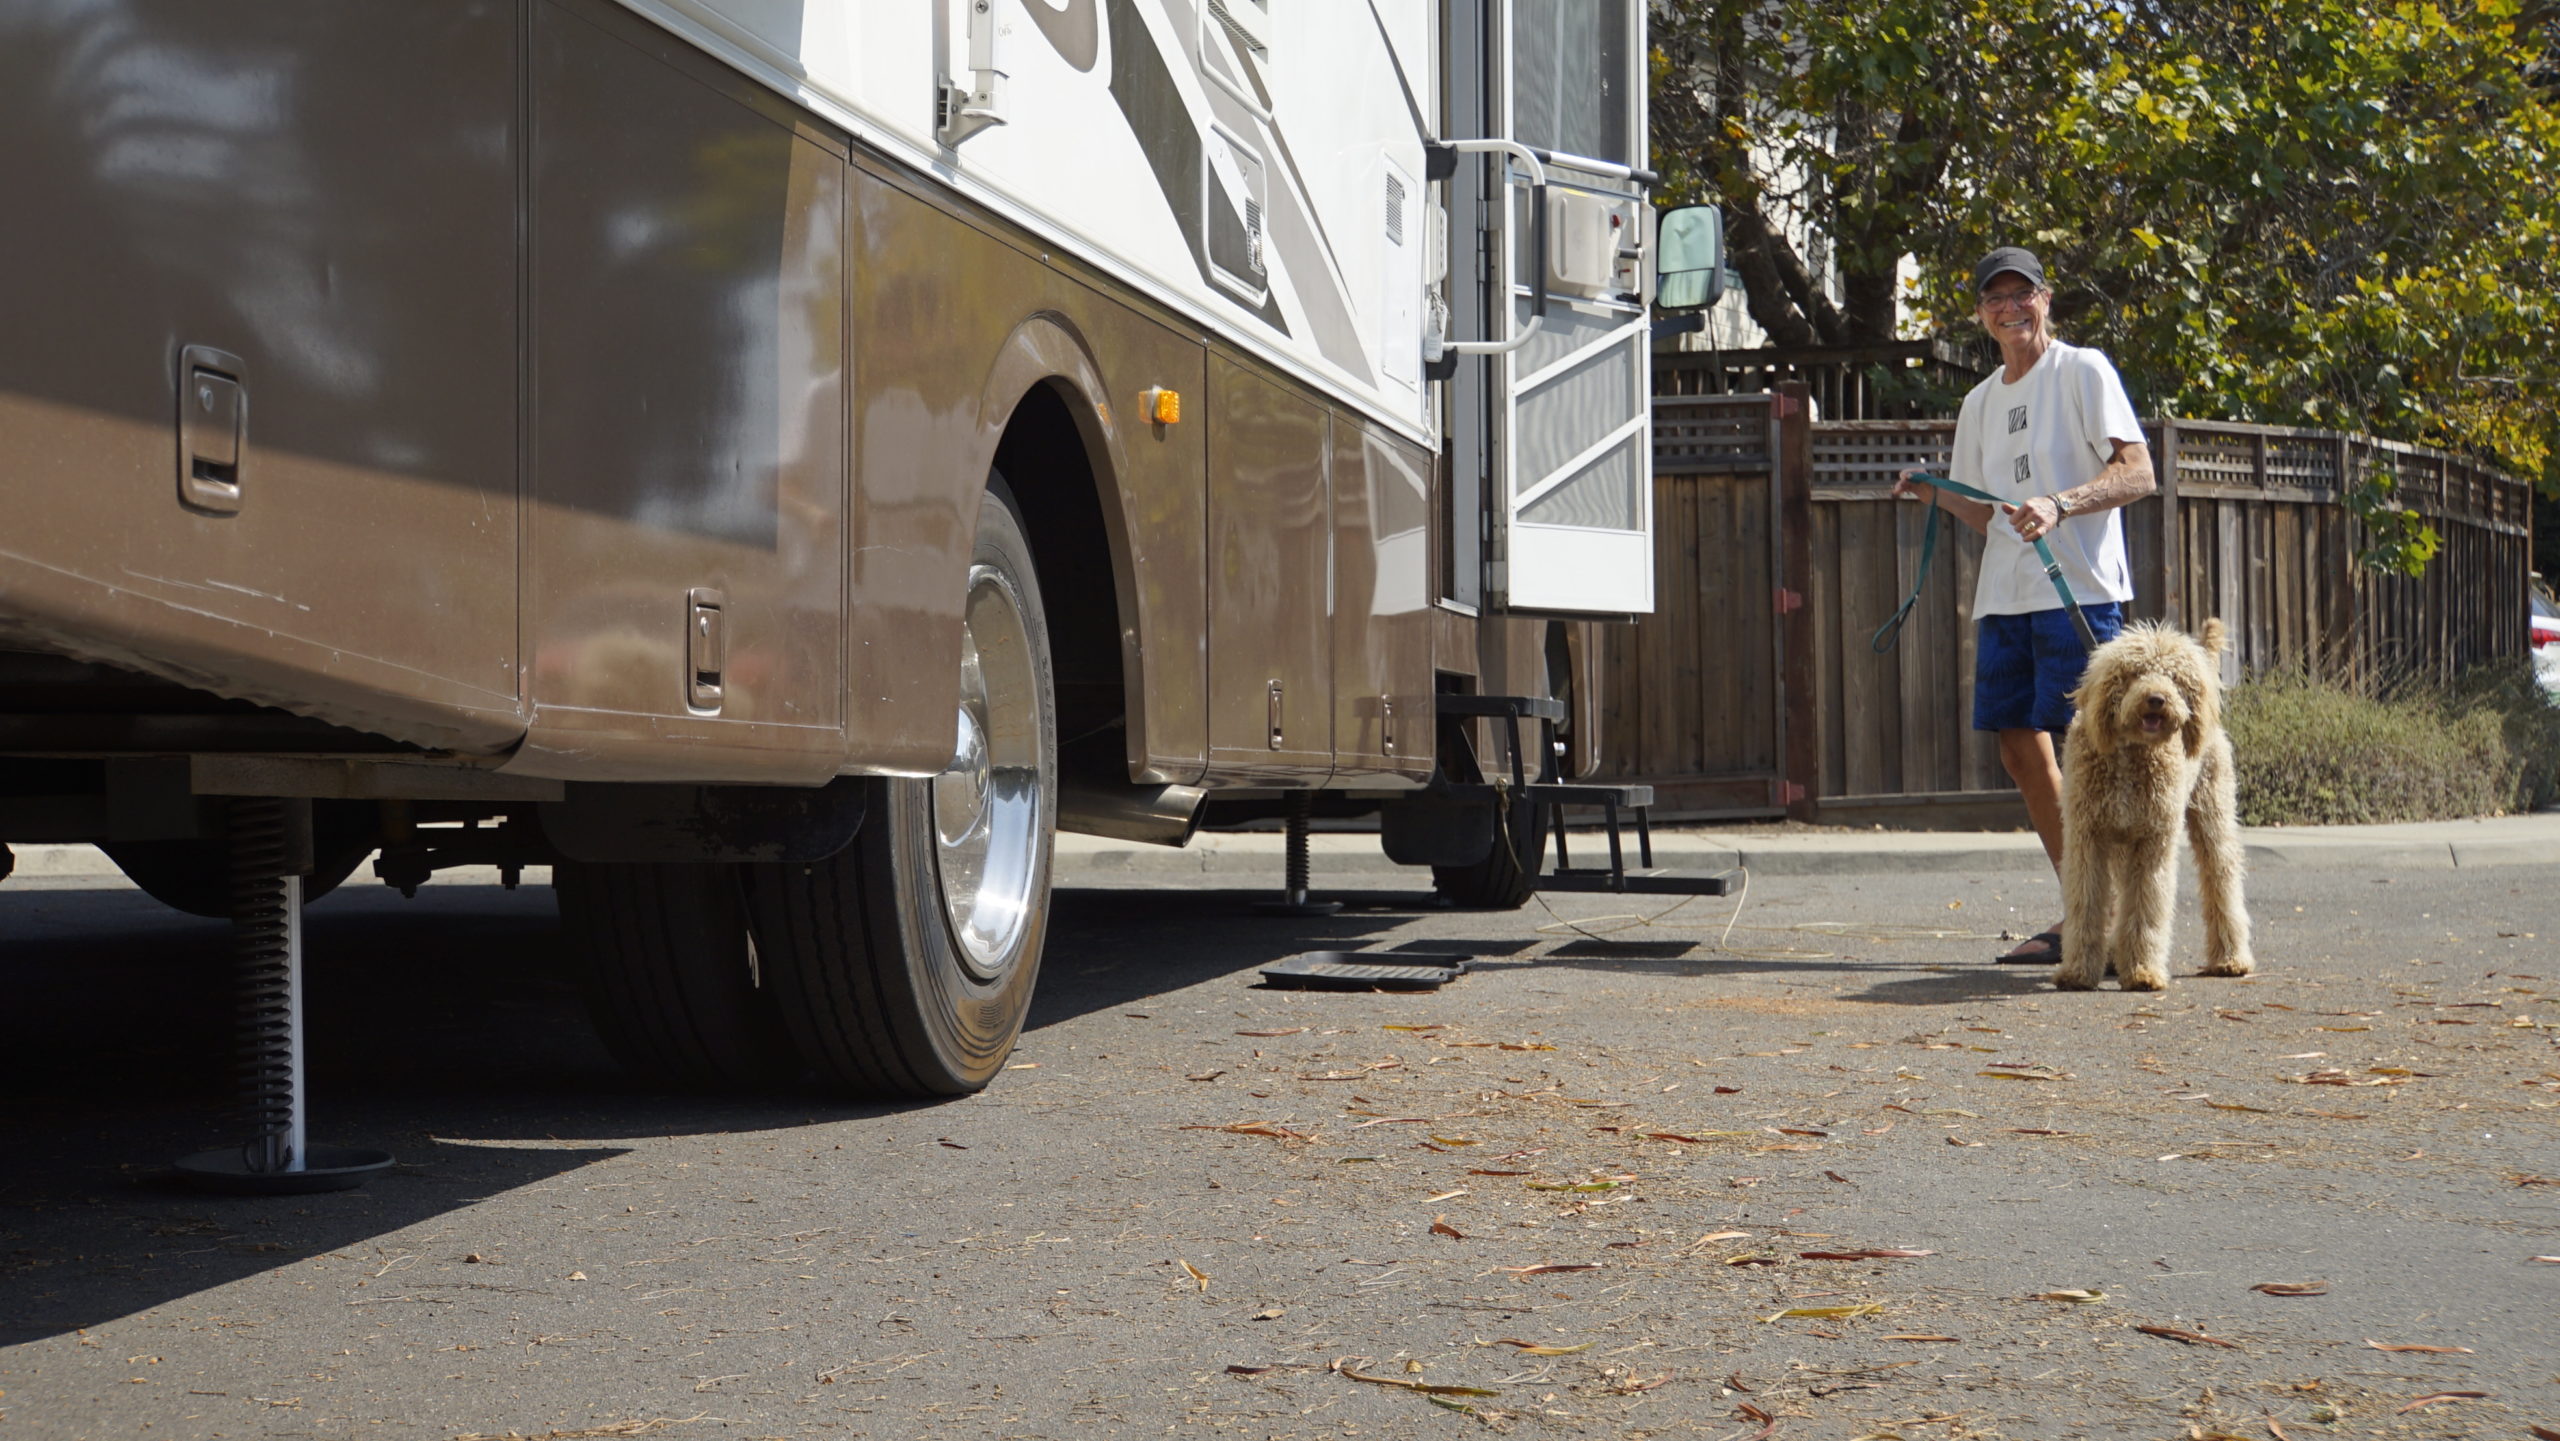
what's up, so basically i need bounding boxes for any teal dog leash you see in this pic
[1870,472,2101,655]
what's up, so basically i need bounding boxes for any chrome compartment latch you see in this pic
[177,344,246,514]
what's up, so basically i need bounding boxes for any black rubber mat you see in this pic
[1260,951,1471,991]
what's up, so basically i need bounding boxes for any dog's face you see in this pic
[2073,618,2226,758]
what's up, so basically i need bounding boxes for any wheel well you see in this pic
[994,383,1126,780]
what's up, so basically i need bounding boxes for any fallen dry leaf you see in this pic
[1976,1068,2071,1082]
[1644,1130,1748,1143]
[2364,1339,2473,1354]
[1525,1177,1629,1193]
[1180,1121,1314,1141]
[1235,1028,1307,1037]
[1685,1230,1752,1248]
[1226,1364,1279,1376]
[1178,1259,1209,1292]
[2135,1323,2240,1349]
[1431,1217,1466,1241]
[1424,1188,1468,1203]
[1494,1262,1603,1276]
[1945,1136,1984,1148]
[1883,1333,1959,1342]
[2513,1174,2559,1187]
[1487,1339,1594,1356]
[453,1419,708,1441]
[2532,1256,2560,1264]
[1382,1024,1443,1032]
[1763,1303,1884,1322]
[2250,1282,2328,1296]
[1330,1358,1498,1397]
[2525,1426,2560,1441]
[1800,1249,1935,1261]
[2035,1289,2106,1304]
[1467,1168,1531,1176]
[2395,1391,2489,1413]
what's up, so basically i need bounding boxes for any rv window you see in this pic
[1510,0,1631,165]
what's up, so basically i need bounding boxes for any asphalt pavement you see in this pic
[1,823,2555,1440]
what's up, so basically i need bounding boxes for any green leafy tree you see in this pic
[1652,0,2560,498]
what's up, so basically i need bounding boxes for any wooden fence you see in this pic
[1653,339,1992,420]
[1610,385,2535,824]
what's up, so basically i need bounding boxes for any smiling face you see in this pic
[1977,273,2052,350]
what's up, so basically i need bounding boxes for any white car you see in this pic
[2533,582,2560,697]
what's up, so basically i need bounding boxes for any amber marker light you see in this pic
[1144,387,1181,425]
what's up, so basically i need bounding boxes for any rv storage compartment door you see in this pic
[1493,0,1651,616]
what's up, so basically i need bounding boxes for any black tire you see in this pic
[554,860,799,1091]
[103,802,376,918]
[1430,788,1547,910]
[744,481,1057,1098]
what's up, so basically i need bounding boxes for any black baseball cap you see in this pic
[1974,247,2047,294]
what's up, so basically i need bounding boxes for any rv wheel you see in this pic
[745,480,1056,1098]
[554,860,799,1090]
[1429,789,1547,910]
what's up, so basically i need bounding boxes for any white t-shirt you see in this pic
[1950,339,2144,617]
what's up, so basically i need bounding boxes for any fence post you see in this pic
[1776,381,1818,822]
[2155,418,2182,628]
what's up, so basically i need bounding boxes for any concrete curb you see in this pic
[7,813,2552,888]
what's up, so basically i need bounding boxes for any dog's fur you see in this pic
[2056,618,2254,991]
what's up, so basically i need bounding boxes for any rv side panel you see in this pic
[0,1,524,752]
[843,162,1213,786]
[505,0,849,784]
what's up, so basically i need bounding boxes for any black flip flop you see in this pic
[1993,930,2063,964]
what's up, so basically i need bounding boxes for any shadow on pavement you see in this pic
[0,878,1447,1340]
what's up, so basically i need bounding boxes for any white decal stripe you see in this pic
[609,0,1435,448]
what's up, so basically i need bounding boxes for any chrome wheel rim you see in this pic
[931,561,1044,979]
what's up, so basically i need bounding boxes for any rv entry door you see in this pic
[1444,0,1654,616]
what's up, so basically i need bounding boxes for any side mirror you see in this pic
[1653,204,1724,312]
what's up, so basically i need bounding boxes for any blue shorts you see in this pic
[1974,603,2125,733]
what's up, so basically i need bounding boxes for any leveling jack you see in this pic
[1253,789,1342,917]
[174,797,393,1195]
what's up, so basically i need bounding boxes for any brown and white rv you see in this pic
[0,1,1719,1176]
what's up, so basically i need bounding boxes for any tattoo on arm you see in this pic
[2060,442,2157,517]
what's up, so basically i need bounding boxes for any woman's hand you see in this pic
[1891,467,1936,504]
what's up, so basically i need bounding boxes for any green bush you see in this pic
[2225,661,2560,825]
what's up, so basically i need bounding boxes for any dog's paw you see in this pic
[2051,968,2102,992]
[2119,967,2169,992]
[2200,953,2255,978]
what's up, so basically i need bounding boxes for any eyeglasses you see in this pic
[1979,287,2043,309]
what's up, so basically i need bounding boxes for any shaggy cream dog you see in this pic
[2055,618,2254,991]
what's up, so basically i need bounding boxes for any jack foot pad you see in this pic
[1253,896,1344,917]
[175,1144,395,1196]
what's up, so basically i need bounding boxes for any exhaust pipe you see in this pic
[1056,777,1205,848]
